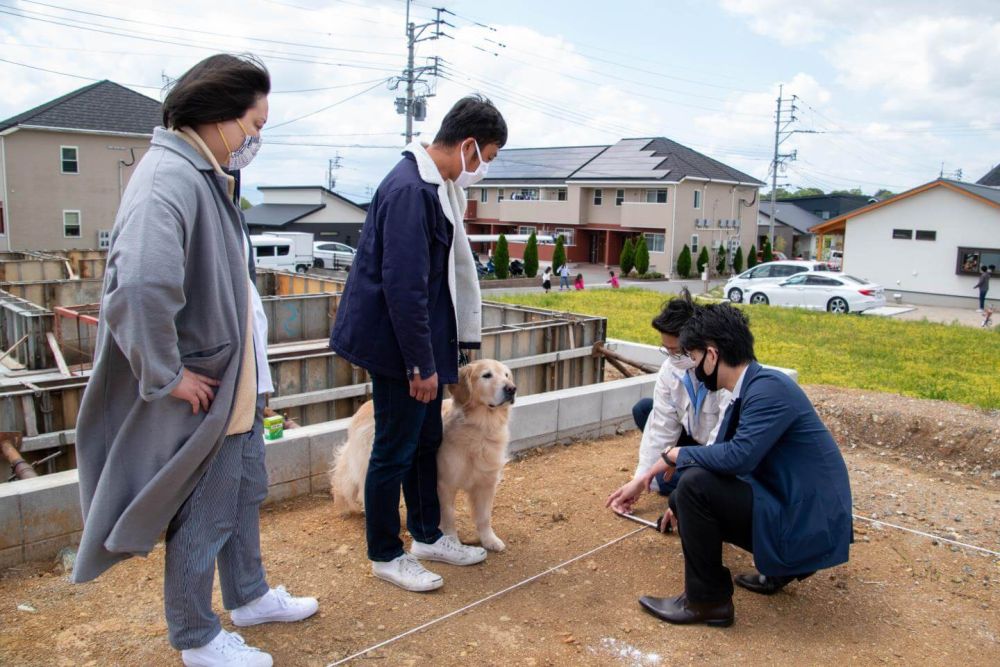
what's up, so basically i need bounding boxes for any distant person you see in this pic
[607,270,620,288]
[541,266,552,293]
[574,273,585,290]
[974,266,991,311]
[558,263,571,290]
[72,54,317,666]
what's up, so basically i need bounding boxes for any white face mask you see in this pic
[672,355,698,371]
[218,118,262,171]
[455,139,488,188]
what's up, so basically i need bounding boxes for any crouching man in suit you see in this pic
[607,303,852,627]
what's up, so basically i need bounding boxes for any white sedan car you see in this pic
[724,260,830,304]
[313,241,355,270]
[746,272,885,314]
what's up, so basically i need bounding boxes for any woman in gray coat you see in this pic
[73,54,317,667]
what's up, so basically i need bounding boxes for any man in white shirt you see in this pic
[630,290,731,497]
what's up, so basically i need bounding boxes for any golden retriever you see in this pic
[330,359,516,552]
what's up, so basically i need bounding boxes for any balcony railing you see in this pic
[497,199,578,225]
[619,202,673,229]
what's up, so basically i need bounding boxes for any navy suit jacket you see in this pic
[676,362,853,576]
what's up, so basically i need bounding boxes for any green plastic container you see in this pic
[263,415,284,440]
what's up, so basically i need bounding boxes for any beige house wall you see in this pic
[2,128,150,251]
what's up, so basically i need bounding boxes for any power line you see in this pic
[267,79,390,130]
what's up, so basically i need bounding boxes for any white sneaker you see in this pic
[231,585,319,627]
[410,534,488,566]
[181,630,273,667]
[372,553,444,592]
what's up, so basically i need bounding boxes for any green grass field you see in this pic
[495,288,1000,410]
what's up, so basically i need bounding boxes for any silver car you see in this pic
[724,260,829,304]
[313,241,355,270]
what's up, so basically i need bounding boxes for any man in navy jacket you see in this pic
[608,303,852,626]
[330,96,507,592]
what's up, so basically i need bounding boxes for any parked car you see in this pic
[724,260,831,304]
[263,231,313,273]
[746,271,885,314]
[828,249,844,270]
[250,235,295,272]
[313,241,355,270]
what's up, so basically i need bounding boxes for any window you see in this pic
[915,230,936,241]
[615,189,625,206]
[512,188,538,201]
[690,234,699,255]
[693,190,702,209]
[645,189,668,204]
[497,188,504,202]
[518,226,537,236]
[557,188,567,201]
[61,146,79,174]
[748,265,771,278]
[821,211,831,220]
[480,188,488,203]
[63,210,81,238]
[957,247,1000,275]
[554,228,575,246]
[277,245,290,256]
[805,275,842,286]
[784,274,808,285]
[255,245,275,257]
[892,229,913,240]
[643,233,665,252]
[593,189,603,206]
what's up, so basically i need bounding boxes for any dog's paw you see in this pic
[480,533,506,552]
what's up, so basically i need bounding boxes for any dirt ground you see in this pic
[2,390,999,666]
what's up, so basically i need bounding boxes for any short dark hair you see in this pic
[433,95,507,148]
[679,303,756,366]
[651,288,696,336]
[162,54,270,129]
[983,266,989,272]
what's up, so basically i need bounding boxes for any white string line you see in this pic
[324,526,647,667]
[852,514,1000,558]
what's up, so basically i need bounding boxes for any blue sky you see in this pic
[2,0,997,201]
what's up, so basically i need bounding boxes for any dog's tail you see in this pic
[329,409,375,515]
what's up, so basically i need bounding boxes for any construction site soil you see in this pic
[1,387,998,666]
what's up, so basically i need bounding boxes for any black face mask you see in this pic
[695,351,719,392]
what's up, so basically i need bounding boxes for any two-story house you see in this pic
[465,137,763,275]
[0,80,161,251]
[245,185,368,246]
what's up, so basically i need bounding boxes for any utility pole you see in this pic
[327,154,342,191]
[768,85,819,247]
[394,1,451,143]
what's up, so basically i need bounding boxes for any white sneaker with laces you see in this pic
[372,553,444,592]
[410,534,488,566]
[181,630,273,667]
[231,585,319,627]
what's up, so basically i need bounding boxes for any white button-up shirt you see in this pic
[635,357,732,479]
[244,234,274,394]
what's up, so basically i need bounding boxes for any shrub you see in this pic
[523,232,539,278]
[634,236,650,275]
[715,243,727,275]
[552,235,566,275]
[619,238,635,276]
[697,246,710,275]
[748,244,758,268]
[733,246,744,273]
[494,234,510,279]
[677,244,692,278]
[762,237,773,263]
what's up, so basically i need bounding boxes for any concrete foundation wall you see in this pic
[0,373,655,571]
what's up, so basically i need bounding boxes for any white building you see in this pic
[244,185,368,247]
[810,179,1000,306]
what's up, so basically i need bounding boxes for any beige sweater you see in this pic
[175,127,257,435]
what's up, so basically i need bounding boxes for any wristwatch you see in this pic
[661,447,677,468]
[406,366,421,380]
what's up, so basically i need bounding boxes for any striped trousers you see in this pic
[164,395,270,650]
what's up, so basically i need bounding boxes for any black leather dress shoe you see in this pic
[734,571,814,595]
[638,593,734,627]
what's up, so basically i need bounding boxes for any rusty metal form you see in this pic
[53,304,100,369]
[0,290,54,370]
[0,278,105,310]
[255,269,345,297]
[0,257,69,282]
[36,249,107,280]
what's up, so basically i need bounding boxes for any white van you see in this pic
[250,235,296,272]
[263,231,314,273]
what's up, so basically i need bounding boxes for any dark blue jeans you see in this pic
[632,398,700,496]
[365,374,444,562]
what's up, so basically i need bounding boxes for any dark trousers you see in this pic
[980,291,987,309]
[365,374,445,562]
[632,398,701,495]
[668,466,754,603]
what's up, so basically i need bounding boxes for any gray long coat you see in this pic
[72,128,252,583]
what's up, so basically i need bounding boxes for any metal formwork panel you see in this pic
[0,279,105,310]
[0,259,68,282]
[0,290,54,369]
[255,270,345,297]
[261,293,341,344]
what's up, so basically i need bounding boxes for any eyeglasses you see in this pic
[658,347,692,363]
